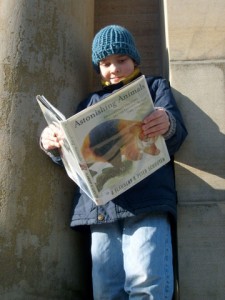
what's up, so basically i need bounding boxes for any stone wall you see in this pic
[0,1,94,299]
[165,0,225,299]
[0,0,224,299]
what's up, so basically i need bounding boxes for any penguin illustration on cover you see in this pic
[81,119,160,190]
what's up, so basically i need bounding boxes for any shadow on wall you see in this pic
[172,88,225,202]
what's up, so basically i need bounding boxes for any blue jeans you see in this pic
[90,212,174,300]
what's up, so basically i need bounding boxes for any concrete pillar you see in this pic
[0,0,94,299]
[164,0,225,299]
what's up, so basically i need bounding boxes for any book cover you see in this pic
[37,75,170,205]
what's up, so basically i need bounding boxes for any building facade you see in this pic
[0,1,224,299]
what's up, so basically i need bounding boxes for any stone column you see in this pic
[164,0,225,299]
[0,0,94,299]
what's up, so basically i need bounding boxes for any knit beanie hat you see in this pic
[92,25,141,73]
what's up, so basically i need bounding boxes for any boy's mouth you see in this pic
[111,76,124,83]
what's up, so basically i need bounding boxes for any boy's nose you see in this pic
[110,64,119,73]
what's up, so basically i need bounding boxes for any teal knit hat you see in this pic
[92,25,141,73]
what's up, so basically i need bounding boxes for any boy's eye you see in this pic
[100,62,110,67]
[118,58,127,63]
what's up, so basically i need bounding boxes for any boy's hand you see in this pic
[41,123,64,150]
[142,109,170,138]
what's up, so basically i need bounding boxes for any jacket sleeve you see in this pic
[147,77,188,156]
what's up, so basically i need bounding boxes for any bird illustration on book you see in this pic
[81,119,160,191]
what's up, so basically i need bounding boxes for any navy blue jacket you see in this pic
[69,75,187,227]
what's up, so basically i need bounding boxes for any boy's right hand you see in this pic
[41,123,64,151]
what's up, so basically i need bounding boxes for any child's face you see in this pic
[99,54,136,84]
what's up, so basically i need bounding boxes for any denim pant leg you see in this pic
[123,213,174,300]
[90,222,128,300]
[90,212,174,300]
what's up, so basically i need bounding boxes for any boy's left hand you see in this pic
[142,108,170,138]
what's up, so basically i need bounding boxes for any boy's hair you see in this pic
[92,25,141,73]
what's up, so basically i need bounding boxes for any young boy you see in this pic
[40,25,187,300]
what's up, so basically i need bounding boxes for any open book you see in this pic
[37,75,170,205]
